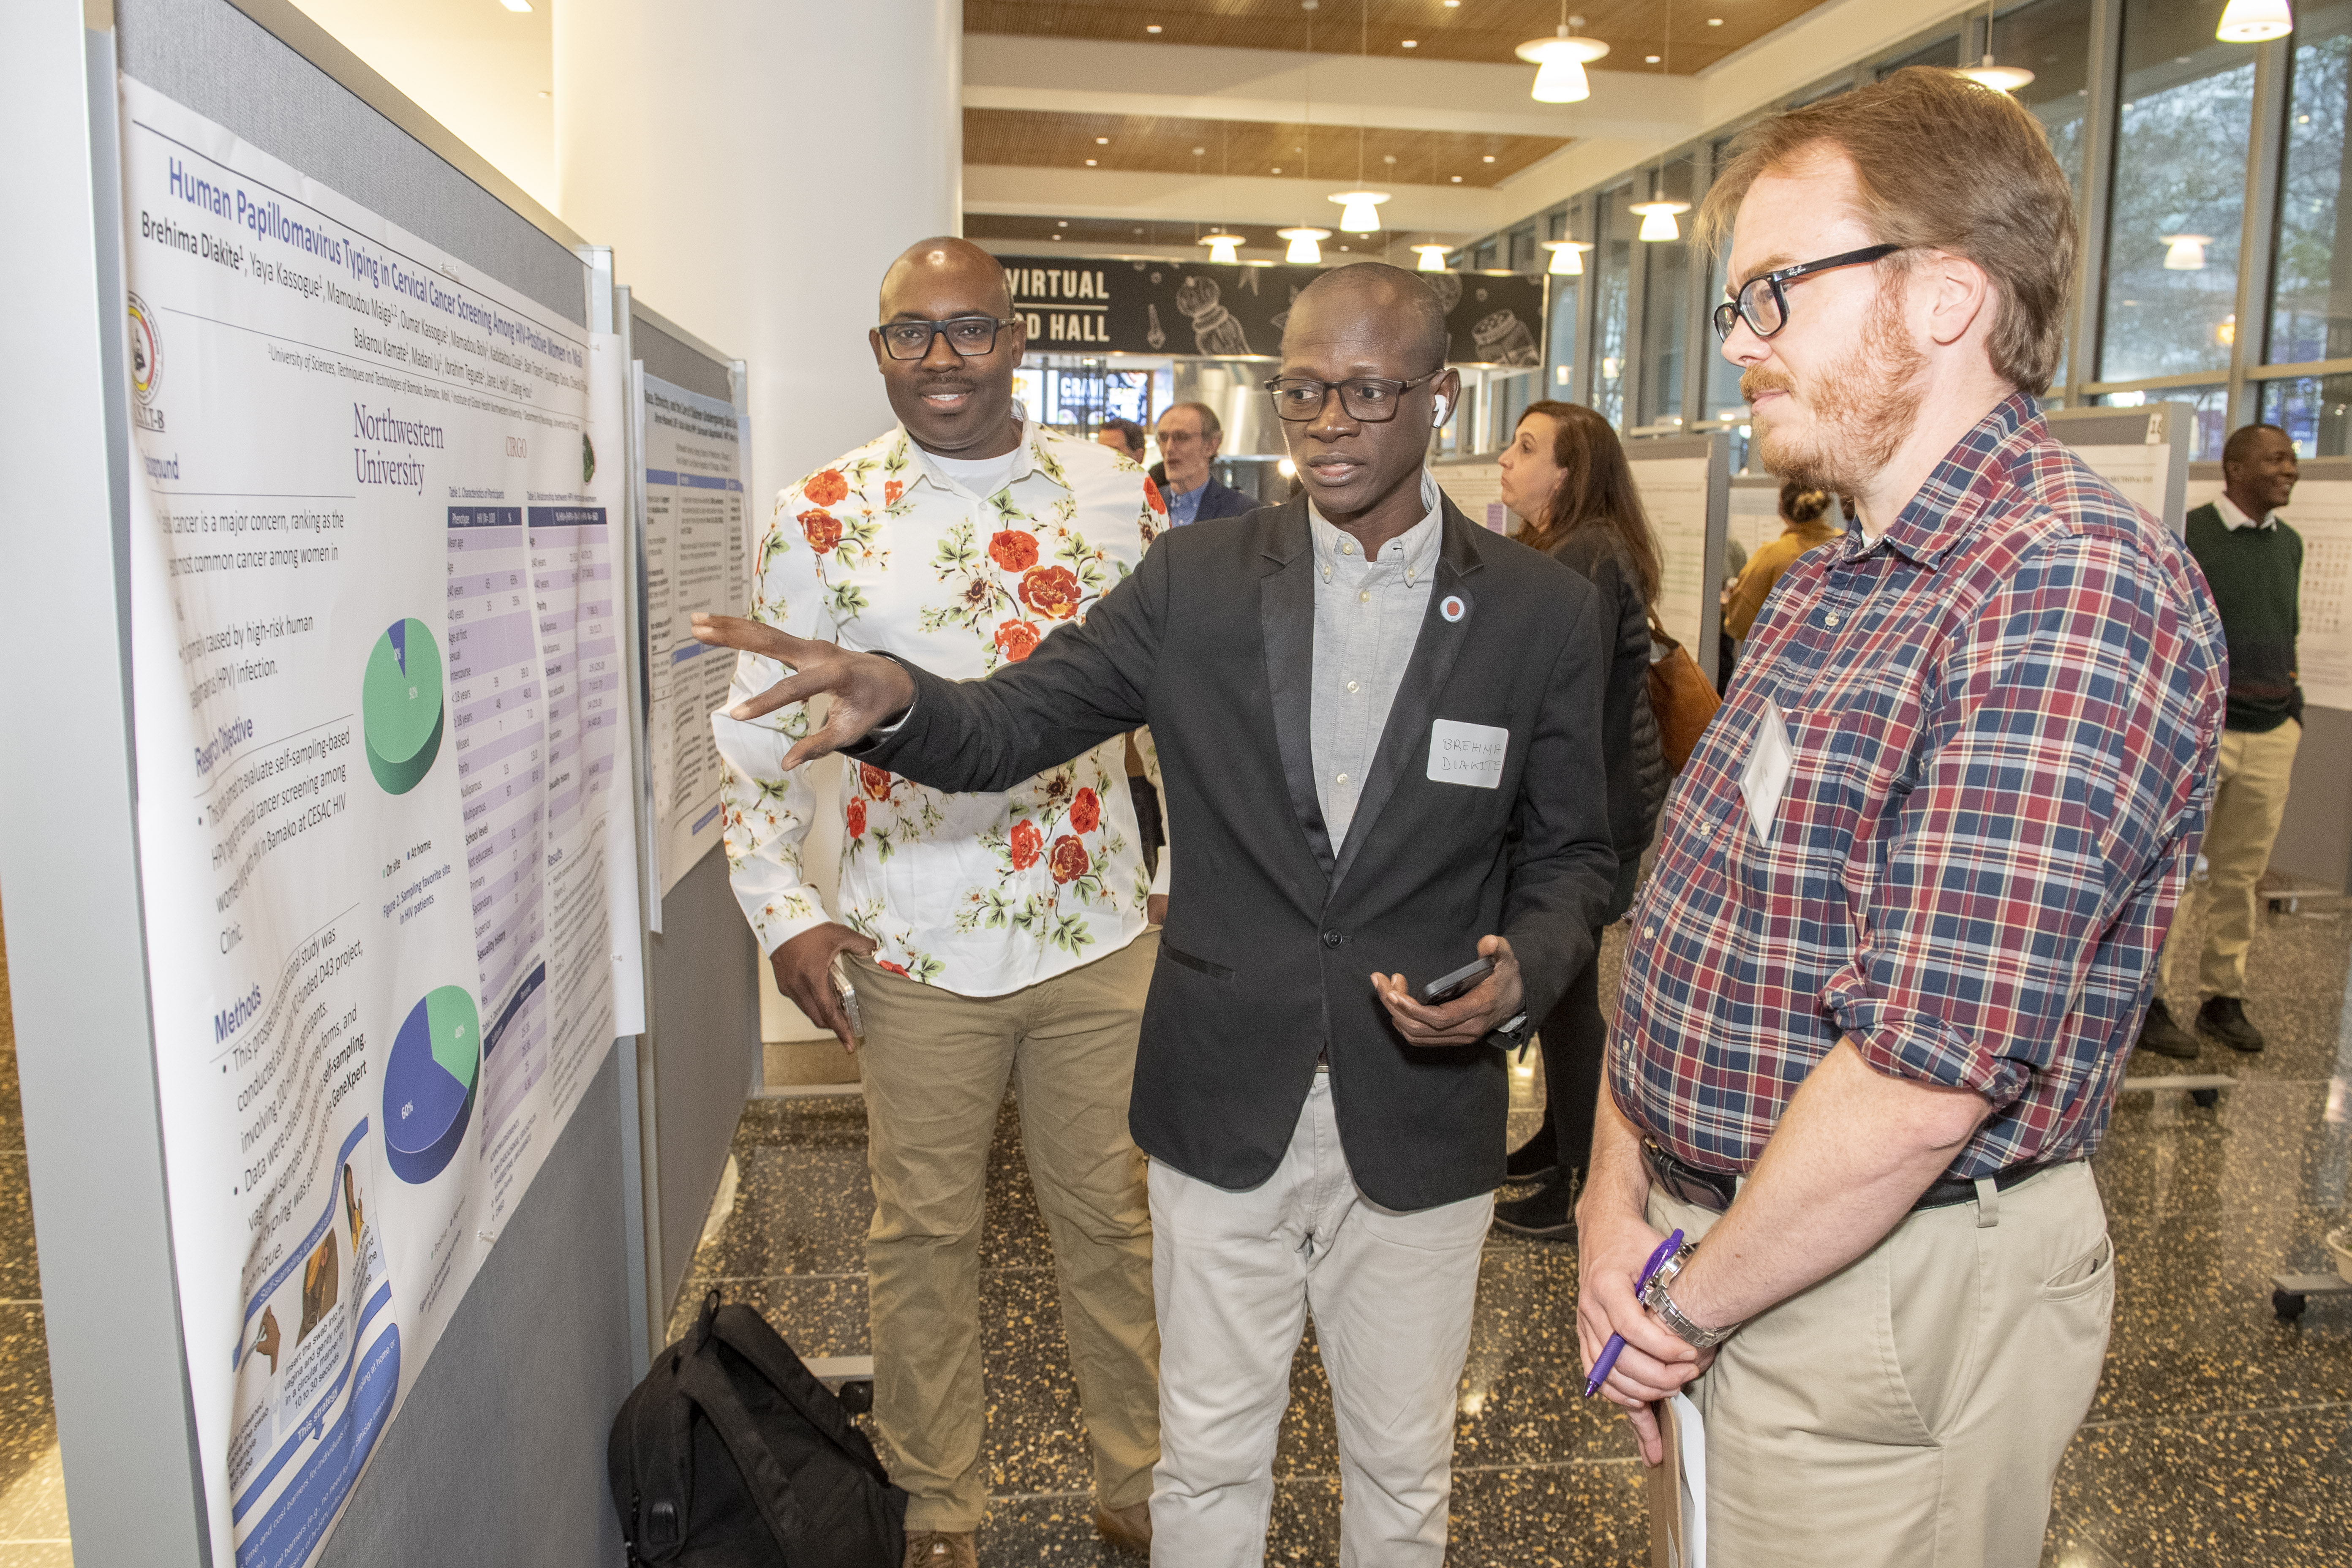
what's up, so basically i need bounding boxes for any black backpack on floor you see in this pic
[609,1292,908,1566]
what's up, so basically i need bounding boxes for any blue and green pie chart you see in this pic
[362,618,444,795]
[384,985,479,1184]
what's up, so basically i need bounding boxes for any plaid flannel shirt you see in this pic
[1612,394,2227,1180]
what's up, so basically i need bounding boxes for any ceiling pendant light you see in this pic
[1200,233,1245,264]
[1323,5,1392,239]
[1516,9,1609,103]
[2161,233,2213,270]
[2216,0,2294,41]
[1279,228,1330,264]
[1412,243,1453,272]
[1629,201,1689,242]
[1627,16,1684,242]
[1542,239,1594,275]
[1330,191,1391,231]
[1957,0,2036,90]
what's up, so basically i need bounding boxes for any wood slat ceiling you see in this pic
[966,0,1829,74]
[965,108,1568,186]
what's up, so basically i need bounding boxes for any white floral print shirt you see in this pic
[712,418,1169,994]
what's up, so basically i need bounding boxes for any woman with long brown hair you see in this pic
[1488,400,1667,1238]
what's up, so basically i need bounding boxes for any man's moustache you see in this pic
[1741,368,1796,402]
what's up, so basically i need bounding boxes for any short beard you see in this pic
[1745,279,1926,497]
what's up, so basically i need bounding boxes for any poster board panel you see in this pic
[116,71,640,1568]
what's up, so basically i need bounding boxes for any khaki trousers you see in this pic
[1148,1076,1493,1567]
[2161,720,2300,999]
[852,933,1161,1533]
[1647,1160,2114,1567]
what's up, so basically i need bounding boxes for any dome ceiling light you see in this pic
[1542,239,1594,275]
[2216,0,2294,42]
[1516,10,1609,103]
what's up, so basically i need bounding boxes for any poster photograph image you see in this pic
[116,74,638,1568]
[638,372,748,897]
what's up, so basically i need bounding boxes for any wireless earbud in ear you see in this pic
[1431,400,1449,425]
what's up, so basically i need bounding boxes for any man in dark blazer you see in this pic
[694,264,1614,1565]
[1154,400,1259,524]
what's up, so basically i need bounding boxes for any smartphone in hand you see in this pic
[828,954,865,1040]
[1420,955,1496,1007]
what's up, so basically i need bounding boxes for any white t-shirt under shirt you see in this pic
[926,446,1021,499]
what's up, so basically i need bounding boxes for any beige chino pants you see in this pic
[851,933,1161,1533]
[1646,1160,2114,1567]
[2160,719,2300,1000]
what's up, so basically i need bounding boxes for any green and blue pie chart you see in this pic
[384,985,479,1184]
[362,618,444,795]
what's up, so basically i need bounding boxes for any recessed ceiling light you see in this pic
[1052,234,1062,241]
[1097,136,1110,144]
[1482,154,1496,163]
[1085,158,1097,166]
[1146,23,1162,33]
[1402,38,1417,46]
[1708,16,1723,23]
[1646,54,1661,63]
[1272,166,1283,174]
[1451,174,1463,182]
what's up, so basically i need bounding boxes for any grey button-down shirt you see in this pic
[1309,471,1443,848]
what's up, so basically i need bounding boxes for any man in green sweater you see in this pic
[2140,422,2303,1057]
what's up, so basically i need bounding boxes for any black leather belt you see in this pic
[1643,1141,2058,1215]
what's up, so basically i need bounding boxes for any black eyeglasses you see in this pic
[1712,245,1903,342]
[1261,370,1445,423]
[878,316,1018,360]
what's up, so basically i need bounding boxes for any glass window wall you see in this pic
[1635,157,1699,429]
[1590,183,1635,428]
[2270,13,2352,367]
[2262,374,2352,457]
[2098,0,2255,384]
[1998,0,2095,198]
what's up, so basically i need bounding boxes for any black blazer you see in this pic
[857,493,1616,1209]
[1181,476,1260,523]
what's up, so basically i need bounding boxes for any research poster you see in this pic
[1432,457,1518,533]
[637,371,749,897]
[116,76,642,1568]
[1629,452,1715,655]
[2278,480,2352,713]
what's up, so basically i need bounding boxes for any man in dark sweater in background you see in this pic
[2141,422,2303,1057]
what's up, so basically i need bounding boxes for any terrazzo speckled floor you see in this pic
[674,884,2352,1565]
[0,907,69,1566]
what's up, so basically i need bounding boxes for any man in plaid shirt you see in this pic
[1574,70,2225,1566]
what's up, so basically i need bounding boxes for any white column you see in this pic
[554,0,963,493]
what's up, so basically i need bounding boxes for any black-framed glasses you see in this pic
[878,316,1018,360]
[1261,370,1446,422]
[1711,244,1903,342]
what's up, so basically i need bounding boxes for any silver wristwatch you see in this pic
[1639,1242,1737,1350]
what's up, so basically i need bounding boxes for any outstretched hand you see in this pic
[691,614,917,770]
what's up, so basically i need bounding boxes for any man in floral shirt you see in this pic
[712,238,1169,1567]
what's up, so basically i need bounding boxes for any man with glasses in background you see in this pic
[692,261,1616,1565]
[710,237,1169,1568]
[1575,71,2224,1565]
[1153,400,1258,525]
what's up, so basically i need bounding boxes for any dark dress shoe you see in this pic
[1493,1171,1579,1241]
[1505,1127,1559,1183]
[2134,998,2199,1059]
[2198,996,2265,1053]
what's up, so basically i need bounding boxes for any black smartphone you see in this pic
[1420,955,1496,1006]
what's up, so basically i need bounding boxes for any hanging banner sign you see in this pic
[115,74,643,1568]
[994,255,1548,366]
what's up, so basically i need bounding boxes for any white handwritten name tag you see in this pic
[1740,697,1794,844]
[1427,719,1509,789]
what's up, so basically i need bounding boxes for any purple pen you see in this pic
[1584,1228,1685,1398]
